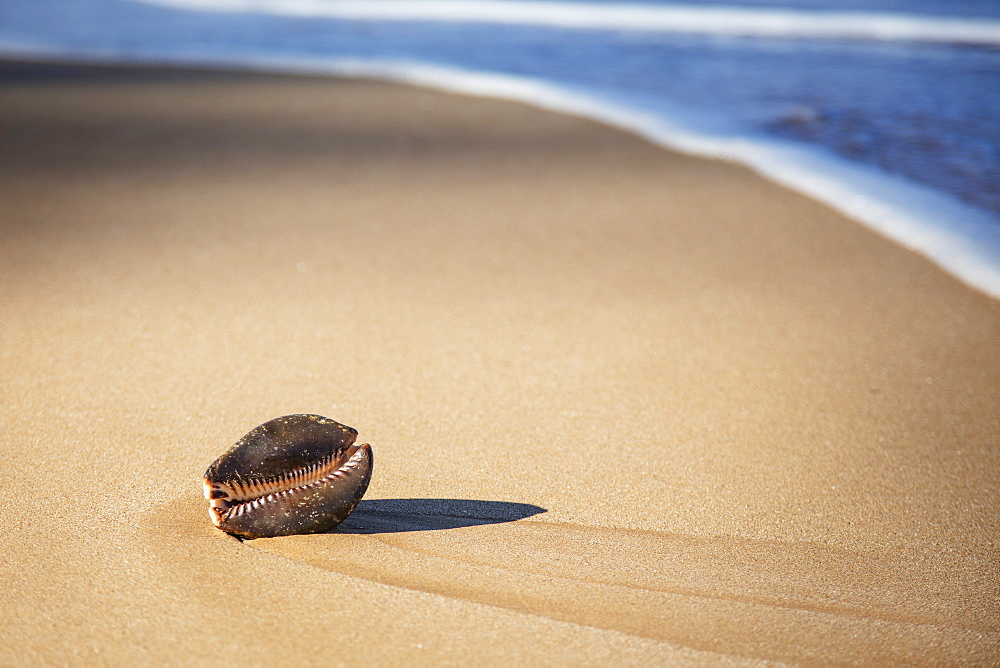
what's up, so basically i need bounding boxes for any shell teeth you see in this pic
[213,444,368,516]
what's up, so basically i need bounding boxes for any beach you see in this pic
[0,60,997,663]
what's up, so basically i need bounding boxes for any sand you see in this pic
[0,60,997,664]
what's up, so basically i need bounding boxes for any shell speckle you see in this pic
[203,414,373,539]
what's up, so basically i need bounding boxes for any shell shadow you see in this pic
[334,498,547,534]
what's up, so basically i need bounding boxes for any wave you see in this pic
[2,42,999,298]
[127,0,1000,46]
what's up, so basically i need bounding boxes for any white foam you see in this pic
[128,0,1000,46]
[2,43,998,298]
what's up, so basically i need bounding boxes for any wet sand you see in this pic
[0,60,997,664]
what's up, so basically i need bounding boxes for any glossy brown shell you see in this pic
[203,414,373,539]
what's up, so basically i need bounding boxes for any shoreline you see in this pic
[1,48,998,300]
[1,60,997,663]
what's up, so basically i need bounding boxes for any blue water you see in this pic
[1,0,999,294]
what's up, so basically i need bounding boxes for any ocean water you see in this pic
[1,0,999,296]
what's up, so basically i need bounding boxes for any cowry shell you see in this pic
[203,414,373,539]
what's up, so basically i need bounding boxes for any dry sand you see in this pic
[0,60,997,664]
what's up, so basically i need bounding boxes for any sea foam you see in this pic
[312,59,1000,299]
[128,0,1000,46]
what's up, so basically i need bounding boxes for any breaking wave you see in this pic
[127,0,1000,46]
